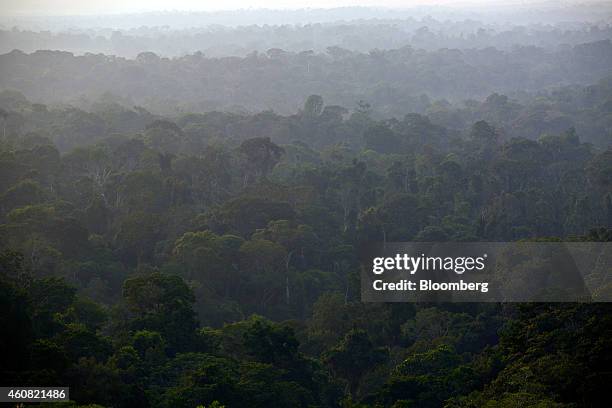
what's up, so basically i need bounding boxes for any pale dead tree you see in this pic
[338,187,354,233]
[84,162,113,206]
[0,109,8,140]
[114,190,124,211]
[285,250,294,304]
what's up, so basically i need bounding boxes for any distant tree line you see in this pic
[0,39,611,118]
[2,18,612,58]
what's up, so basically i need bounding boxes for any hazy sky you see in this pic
[0,0,531,16]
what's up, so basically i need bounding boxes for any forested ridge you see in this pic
[1,39,612,116]
[0,75,611,407]
[3,17,612,58]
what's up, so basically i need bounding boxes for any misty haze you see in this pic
[0,1,611,408]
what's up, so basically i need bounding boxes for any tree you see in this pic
[304,95,324,117]
[324,329,388,399]
[115,211,162,265]
[363,123,401,154]
[307,293,350,352]
[470,120,496,143]
[243,316,299,366]
[142,119,184,154]
[252,220,319,304]
[238,137,284,185]
[0,108,8,139]
[122,272,198,354]
[238,239,287,314]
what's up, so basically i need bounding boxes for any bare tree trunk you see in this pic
[285,250,294,304]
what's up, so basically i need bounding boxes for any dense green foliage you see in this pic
[0,78,611,406]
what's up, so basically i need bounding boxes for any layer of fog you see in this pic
[0,6,611,58]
